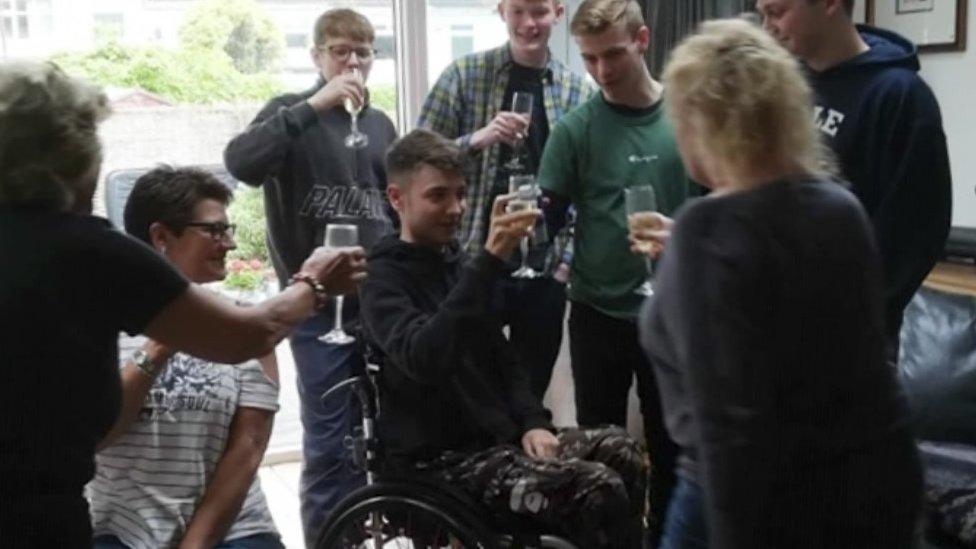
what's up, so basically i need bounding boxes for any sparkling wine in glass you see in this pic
[344,69,368,150]
[625,185,657,297]
[507,175,544,279]
[319,223,359,345]
[504,91,533,172]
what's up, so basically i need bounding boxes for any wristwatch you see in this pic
[131,349,163,378]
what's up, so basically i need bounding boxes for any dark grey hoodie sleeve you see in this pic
[869,79,951,341]
[223,96,319,186]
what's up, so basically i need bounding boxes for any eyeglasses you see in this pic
[319,44,377,62]
[184,221,236,241]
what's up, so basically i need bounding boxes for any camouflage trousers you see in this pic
[415,426,647,548]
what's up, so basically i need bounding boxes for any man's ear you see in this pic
[148,221,172,254]
[387,183,405,213]
[635,25,651,54]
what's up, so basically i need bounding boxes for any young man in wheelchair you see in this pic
[359,128,646,548]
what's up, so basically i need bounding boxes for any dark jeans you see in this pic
[290,312,365,547]
[568,300,679,542]
[417,426,646,549]
[93,533,284,548]
[491,276,567,399]
[660,478,708,549]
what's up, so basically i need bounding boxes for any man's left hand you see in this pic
[521,428,559,459]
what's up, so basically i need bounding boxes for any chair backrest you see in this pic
[103,164,240,229]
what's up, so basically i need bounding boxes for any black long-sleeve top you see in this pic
[360,235,552,463]
[640,177,920,549]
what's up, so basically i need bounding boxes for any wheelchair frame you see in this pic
[312,350,578,549]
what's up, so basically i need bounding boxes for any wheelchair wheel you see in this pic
[315,482,494,548]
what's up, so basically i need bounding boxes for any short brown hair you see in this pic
[386,129,466,183]
[124,166,233,245]
[807,0,854,16]
[313,8,374,46]
[571,0,644,37]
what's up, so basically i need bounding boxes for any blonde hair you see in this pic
[0,61,110,210]
[570,0,644,37]
[663,19,834,183]
[313,8,375,46]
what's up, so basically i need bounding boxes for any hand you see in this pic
[484,193,539,261]
[628,212,673,259]
[521,428,559,459]
[299,247,367,295]
[469,112,530,150]
[307,71,365,113]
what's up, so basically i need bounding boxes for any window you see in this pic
[425,0,506,84]
[284,32,306,49]
[1,0,29,39]
[94,13,124,38]
[450,24,474,58]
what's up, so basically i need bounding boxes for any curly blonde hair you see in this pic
[663,19,834,184]
[0,61,110,210]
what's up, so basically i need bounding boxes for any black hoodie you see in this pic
[807,25,952,346]
[360,235,552,463]
[223,79,398,320]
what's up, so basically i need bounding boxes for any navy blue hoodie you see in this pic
[807,25,952,348]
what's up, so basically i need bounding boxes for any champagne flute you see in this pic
[344,68,368,150]
[319,223,359,345]
[504,91,533,172]
[625,185,657,297]
[508,175,544,279]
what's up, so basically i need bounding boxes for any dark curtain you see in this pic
[640,0,757,77]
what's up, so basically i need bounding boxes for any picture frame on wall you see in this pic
[854,0,875,24]
[873,0,968,52]
[898,0,935,13]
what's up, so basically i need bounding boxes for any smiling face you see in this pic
[389,164,466,249]
[498,0,564,59]
[157,198,237,284]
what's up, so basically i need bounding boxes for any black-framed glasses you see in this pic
[184,221,236,240]
[319,44,377,61]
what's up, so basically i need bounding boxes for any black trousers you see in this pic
[491,276,567,399]
[568,300,679,540]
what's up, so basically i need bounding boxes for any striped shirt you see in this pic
[87,335,280,548]
[418,43,595,267]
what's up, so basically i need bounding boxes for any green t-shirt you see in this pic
[538,92,698,320]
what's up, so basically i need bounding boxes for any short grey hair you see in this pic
[0,61,110,210]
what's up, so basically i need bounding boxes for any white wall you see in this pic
[917,4,976,228]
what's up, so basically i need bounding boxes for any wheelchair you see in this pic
[313,349,579,549]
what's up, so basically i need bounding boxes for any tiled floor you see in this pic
[260,317,643,548]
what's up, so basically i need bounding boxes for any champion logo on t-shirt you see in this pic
[628,154,659,164]
[299,185,389,221]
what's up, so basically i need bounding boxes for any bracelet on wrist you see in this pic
[131,349,163,378]
[289,272,329,311]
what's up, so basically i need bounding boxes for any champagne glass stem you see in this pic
[519,237,530,272]
[350,115,359,137]
[645,257,654,278]
[334,295,345,333]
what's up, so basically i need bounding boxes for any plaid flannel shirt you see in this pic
[417,43,595,273]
